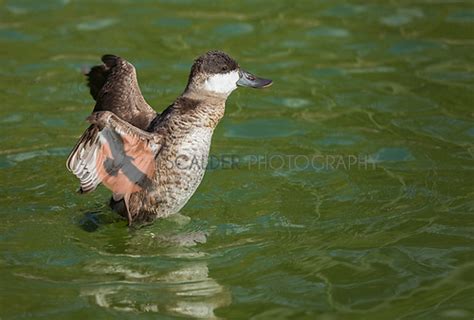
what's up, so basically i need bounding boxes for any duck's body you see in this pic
[123,95,225,223]
[67,51,271,226]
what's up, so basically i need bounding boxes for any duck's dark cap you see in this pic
[189,50,239,78]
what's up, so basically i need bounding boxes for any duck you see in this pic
[66,50,272,226]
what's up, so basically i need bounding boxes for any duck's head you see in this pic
[185,50,272,97]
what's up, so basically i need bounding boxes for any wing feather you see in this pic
[86,55,156,129]
[66,112,161,197]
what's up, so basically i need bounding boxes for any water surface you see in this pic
[1,0,473,319]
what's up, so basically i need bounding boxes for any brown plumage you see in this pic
[67,51,272,226]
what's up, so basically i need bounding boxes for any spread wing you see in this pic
[86,54,156,129]
[66,111,161,200]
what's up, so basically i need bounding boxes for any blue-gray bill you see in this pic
[237,69,273,88]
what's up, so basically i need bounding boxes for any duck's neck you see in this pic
[183,84,231,100]
[179,88,229,128]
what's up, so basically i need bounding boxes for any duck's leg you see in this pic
[123,194,134,226]
[109,195,133,225]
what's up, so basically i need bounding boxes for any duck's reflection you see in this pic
[161,261,230,318]
[80,227,231,318]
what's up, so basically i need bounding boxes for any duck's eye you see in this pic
[221,66,228,72]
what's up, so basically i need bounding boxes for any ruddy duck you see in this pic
[67,51,272,226]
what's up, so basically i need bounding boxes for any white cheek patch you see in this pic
[204,71,240,94]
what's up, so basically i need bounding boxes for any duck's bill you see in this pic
[237,69,273,88]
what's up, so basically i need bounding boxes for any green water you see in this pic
[1,0,474,319]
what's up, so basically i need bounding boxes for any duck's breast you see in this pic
[157,126,214,216]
